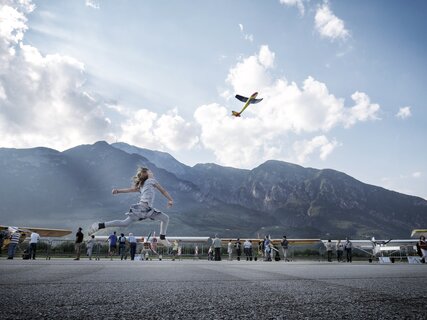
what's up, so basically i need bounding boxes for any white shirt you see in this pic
[30,232,40,244]
[128,235,136,243]
[140,178,157,207]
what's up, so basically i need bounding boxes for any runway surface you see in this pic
[1,258,426,319]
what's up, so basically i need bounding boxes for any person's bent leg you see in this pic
[104,216,133,228]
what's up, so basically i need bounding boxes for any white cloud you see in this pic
[195,46,380,168]
[85,0,100,10]
[315,2,349,41]
[226,45,274,94]
[396,106,412,119]
[279,0,305,16]
[238,23,254,43]
[412,172,422,178]
[0,1,116,150]
[293,135,339,163]
[119,108,199,152]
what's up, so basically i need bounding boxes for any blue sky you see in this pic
[0,0,426,199]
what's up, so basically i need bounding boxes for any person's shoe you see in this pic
[74,258,80,260]
[88,222,99,236]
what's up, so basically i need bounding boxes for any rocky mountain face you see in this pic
[1,141,426,238]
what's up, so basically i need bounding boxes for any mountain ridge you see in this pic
[0,141,426,238]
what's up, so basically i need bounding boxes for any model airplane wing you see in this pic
[235,95,249,103]
[0,225,72,237]
[235,95,263,104]
[250,98,263,104]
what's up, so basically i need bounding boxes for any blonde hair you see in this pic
[133,167,149,188]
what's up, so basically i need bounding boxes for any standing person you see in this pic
[243,239,252,261]
[88,167,174,247]
[418,235,427,263]
[208,246,213,261]
[128,233,137,261]
[326,239,333,262]
[177,240,182,261]
[86,235,95,260]
[264,236,272,262]
[29,232,40,260]
[108,231,118,260]
[213,235,222,261]
[0,230,8,257]
[194,245,199,260]
[172,240,179,261]
[336,240,344,262]
[344,238,352,263]
[235,238,242,261]
[7,231,21,259]
[227,240,233,261]
[118,233,127,260]
[74,227,84,260]
[281,235,289,262]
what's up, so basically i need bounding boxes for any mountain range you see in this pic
[0,141,426,239]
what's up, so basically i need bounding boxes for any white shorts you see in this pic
[126,202,161,221]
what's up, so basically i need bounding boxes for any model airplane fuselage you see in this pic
[232,92,263,117]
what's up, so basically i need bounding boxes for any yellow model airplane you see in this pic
[0,225,72,249]
[232,92,263,117]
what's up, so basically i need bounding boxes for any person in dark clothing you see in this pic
[74,227,84,260]
[235,238,242,261]
[344,238,352,263]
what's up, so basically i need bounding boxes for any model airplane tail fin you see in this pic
[231,111,241,117]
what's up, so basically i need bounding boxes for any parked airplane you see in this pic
[411,229,427,237]
[0,225,72,249]
[232,92,263,117]
[221,238,320,245]
[321,237,418,258]
[91,233,210,258]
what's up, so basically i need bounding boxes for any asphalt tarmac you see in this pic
[1,258,426,320]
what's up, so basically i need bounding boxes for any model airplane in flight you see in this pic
[232,92,263,117]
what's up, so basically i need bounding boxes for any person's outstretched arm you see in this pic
[112,187,139,194]
[154,183,173,207]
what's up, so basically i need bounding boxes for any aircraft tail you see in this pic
[231,111,241,117]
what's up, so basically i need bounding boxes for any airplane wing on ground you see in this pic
[411,229,427,237]
[221,238,320,245]
[93,236,210,244]
[0,225,72,237]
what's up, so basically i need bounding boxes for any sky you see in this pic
[0,0,426,199]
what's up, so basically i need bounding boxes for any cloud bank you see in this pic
[0,1,114,150]
[194,45,380,168]
[1,1,379,170]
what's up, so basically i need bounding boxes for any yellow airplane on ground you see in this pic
[0,225,72,249]
[411,229,427,237]
[232,92,263,117]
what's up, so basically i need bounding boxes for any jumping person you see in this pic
[88,167,173,247]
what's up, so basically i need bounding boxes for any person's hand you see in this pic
[112,189,118,195]
[167,200,173,208]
